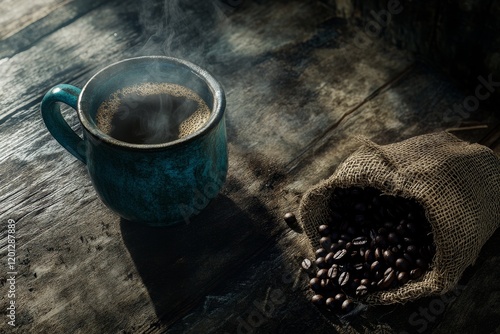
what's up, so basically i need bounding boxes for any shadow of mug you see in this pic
[119,194,271,324]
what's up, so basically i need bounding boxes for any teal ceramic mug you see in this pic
[41,56,227,226]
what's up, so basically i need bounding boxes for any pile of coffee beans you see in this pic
[301,186,436,314]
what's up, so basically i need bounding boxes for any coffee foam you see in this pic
[96,82,211,141]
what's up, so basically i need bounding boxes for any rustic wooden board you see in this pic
[0,0,69,39]
[165,59,500,334]
[1,0,499,333]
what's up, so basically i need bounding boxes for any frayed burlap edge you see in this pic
[298,132,500,304]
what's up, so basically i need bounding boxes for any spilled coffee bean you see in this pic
[303,186,436,314]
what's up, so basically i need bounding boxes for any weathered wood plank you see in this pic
[1,0,499,333]
[0,0,110,59]
[0,0,69,40]
[322,0,500,102]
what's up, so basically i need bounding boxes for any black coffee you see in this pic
[96,83,211,144]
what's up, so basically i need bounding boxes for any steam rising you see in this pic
[136,0,238,64]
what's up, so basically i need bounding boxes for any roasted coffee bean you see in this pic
[364,249,374,263]
[375,235,387,247]
[375,248,384,261]
[318,224,330,235]
[361,278,370,287]
[370,260,381,272]
[397,271,409,285]
[384,267,394,276]
[333,249,348,262]
[350,250,359,259]
[312,294,325,305]
[383,250,396,265]
[353,236,368,246]
[327,265,339,279]
[341,299,354,312]
[338,272,350,287]
[356,285,369,297]
[388,232,399,244]
[315,248,327,259]
[395,258,410,271]
[310,278,321,291]
[336,239,347,249]
[415,258,428,270]
[330,243,341,253]
[317,269,328,279]
[320,236,332,249]
[406,245,418,256]
[396,223,407,236]
[403,252,414,265]
[410,268,423,280]
[345,242,354,251]
[378,268,396,289]
[334,293,346,305]
[325,297,336,309]
[301,258,312,270]
[320,279,331,289]
[403,237,414,245]
[315,257,327,269]
[325,252,335,265]
[354,263,364,273]
[340,233,352,241]
[406,221,417,234]
[369,229,377,240]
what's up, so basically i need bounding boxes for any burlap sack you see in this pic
[299,131,500,304]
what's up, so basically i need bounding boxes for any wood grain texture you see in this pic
[0,0,499,333]
[322,0,500,102]
[0,0,70,39]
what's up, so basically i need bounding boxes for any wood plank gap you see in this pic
[285,63,416,173]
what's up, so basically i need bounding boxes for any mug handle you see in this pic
[41,84,86,164]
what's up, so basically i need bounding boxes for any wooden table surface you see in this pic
[1,0,500,333]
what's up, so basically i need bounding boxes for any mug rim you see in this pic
[77,56,226,150]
